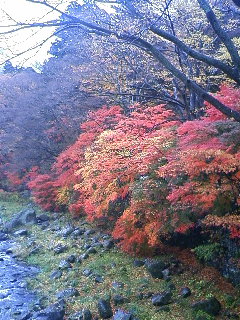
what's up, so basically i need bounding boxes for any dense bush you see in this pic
[28,85,240,254]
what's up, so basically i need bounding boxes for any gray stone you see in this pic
[33,301,65,320]
[113,295,125,306]
[59,260,72,270]
[151,291,172,306]
[84,229,96,237]
[80,253,89,260]
[191,297,221,316]
[37,214,50,222]
[60,226,74,237]
[133,260,145,267]
[54,244,68,254]
[4,208,37,232]
[83,269,92,277]
[95,275,104,283]
[145,260,166,279]
[14,229,28,236]
[113,309,133,320]
[0,232,8,241]
[180,287,191,298]
[50,270,62,280]
[97,299,113,319]
[69,309,92,320]
[56,288,79,300]
[87,247,97,254]
[66,255,76,263]
[103,240,114,249]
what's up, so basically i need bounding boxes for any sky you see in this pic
[0,0,80,68]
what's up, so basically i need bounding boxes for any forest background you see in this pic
[0,0,240,255]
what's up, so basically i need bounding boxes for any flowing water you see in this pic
[0,239,38,320]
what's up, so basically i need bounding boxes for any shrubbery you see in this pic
[28,86,240,254]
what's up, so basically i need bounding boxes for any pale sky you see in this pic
[0,0,79,68]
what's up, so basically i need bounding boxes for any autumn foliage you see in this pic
[28,85,240,254]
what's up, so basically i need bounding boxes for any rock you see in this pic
[30,246,41,255]
[83,269,92,277]
[72,228,85,237]
[14,229,28,236]
[95,275,104,283]
[56,288,79,300]
[69,309,92,320]
[59,260,72,270]
[37,214,50,222]
[84,229,96,237]
[20,312,32,320]
[4,207,37,232]
[162,268,170,279]
[191,297,221,316]
[113,295,125,305]
[145,260,166,279]
[151,291,172,306]
[180,287,191,298]
[66,255,76,263]
[103,240,114,249]
[60,226,74,237]
[133,260,145,267]
[50,270,62,280]
[54,244,68,254]
[80,253,89,260]
[113,309,133,320]
[87,247,97,254]
[33,301,65,320]
[41,221,50,230]
[97,299,113,319]
[0,232,8,241]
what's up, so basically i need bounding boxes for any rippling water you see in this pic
[0,239,38,319]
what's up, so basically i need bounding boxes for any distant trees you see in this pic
[2,0,240,120]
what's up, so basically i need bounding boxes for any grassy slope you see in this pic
[0,192,239,320]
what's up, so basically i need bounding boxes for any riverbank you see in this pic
[0,192,240,320]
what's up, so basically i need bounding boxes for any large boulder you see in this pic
[191,297,221,316]
[145,260,167,279]
[33,301,65,320]
[97,299,113,319]
[151,291,172,306]
[4,207,37,233]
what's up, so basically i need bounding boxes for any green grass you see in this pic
[1,193,240,320]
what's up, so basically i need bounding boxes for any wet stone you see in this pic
[97,299,113,319]
[0,239,38,320]
[14,229,28,236]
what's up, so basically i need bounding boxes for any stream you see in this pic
[0,238,38,320]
